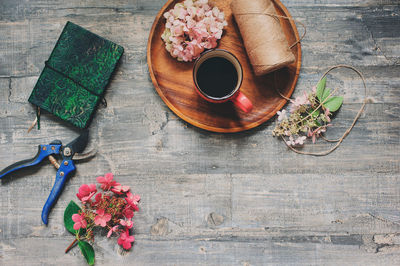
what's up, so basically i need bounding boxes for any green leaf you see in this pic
[309,109,320,120]
[64,200,81,234]
[311,108,320,119]
[312,109,322,126]
[323,96,344,112]
[321,88,332,102]
[78,240,95,265]
[316,76,327,101]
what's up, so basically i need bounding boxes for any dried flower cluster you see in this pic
[64,173,140,264]
[73,173,139,249]
[161,0,228,62]
[273,77,343,146]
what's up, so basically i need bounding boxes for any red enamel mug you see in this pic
[193,49,253,113]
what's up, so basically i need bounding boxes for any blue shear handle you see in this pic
[41,159,76,225]
[0,144,62,179]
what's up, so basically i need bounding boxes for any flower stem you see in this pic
[65,238,78,253]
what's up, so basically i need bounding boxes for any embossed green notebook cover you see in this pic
[28,21,124,128]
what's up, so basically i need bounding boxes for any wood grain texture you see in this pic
[148,0,301,132]
[0,0,399,265]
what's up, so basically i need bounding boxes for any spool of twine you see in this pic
[231,0,298,76]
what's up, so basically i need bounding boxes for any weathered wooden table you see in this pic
[1,0,399,265]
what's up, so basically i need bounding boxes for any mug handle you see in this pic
[231,91,253,113]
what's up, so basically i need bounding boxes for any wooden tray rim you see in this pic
[147,0,302,133]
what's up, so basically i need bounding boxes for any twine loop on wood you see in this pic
[276,65,370,156]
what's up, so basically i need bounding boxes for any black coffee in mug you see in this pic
[193,49,253,113]
[196,57,238,99]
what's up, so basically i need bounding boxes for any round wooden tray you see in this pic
[147,0,301,133]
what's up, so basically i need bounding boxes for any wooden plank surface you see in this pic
[0,0,399,265]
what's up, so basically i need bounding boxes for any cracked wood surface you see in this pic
[0,0,399,265]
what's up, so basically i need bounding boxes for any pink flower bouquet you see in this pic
[64,173,140,265]
[161,0,228,62]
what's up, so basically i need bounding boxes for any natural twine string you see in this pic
[276,65,370,156]
[234,10,307,64]
[237,3,370,156]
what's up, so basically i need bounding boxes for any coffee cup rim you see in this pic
[193,49,243,102]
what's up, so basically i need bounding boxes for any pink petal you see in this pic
[73,223,81,230]
[96,175,106,184]
[81,219,87,228]
[81,192,95,202]
[132,195,141,202]
[131,204,139,212]
[123,209,134,219]
[72,214,81,222]
[107,229,113,238]
[95,193,102,203]
[104,173,114,182]
[104,213,112,222]
[95,217,106,227]
[78,184,89,195]
[88,184,97,192]
[122,241,132,250]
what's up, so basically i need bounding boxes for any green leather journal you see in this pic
[28,21,124,129]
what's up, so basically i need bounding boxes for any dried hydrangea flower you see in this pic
[273,81,341,147]
[161,0,228,62]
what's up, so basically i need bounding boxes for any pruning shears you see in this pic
[0,130,95,225]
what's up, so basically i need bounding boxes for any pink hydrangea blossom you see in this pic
[66,173,141,259]
[295,136,307,145]
[277,109,287,121]
[94,192,102,204]
[72,213,87,230]
[285,135,307,146]
[123,207,134,219]
[117,229,135,250]
[161,0,228,62]
[111,183,130,194]
[94,209,111,227]
[290,92,310,113]
[96,173,116,190]
[107,225,119,238]
[125,192,140,212]
[76,184,97,203]
[285,136,296,146]
[120,219,133,229]
[126,192,141,207]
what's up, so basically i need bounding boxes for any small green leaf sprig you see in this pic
[273,76,344,145]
